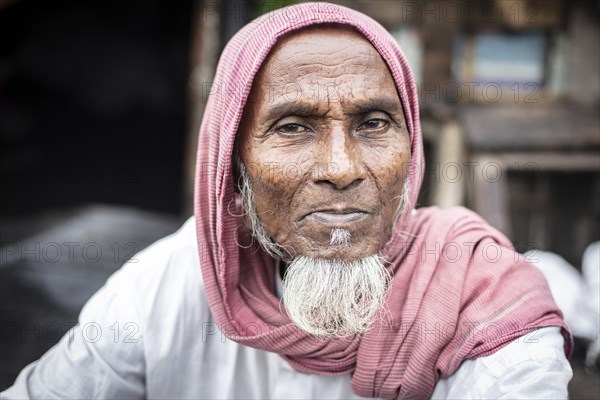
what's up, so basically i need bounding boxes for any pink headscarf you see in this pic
[194,3,571,398]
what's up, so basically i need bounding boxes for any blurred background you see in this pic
[1,0,598,397]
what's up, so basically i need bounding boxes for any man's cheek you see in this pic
[384,163,410,200]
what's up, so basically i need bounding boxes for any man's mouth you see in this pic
[304,209,369,225]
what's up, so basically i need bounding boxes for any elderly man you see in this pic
[2,3,572,399]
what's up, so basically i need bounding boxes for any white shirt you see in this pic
[1,217,572,399]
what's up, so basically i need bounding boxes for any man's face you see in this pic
[239,26,411,261]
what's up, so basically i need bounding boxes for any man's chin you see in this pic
[281,255,392,338]
[284,226,387,262]
[283,239,385,262]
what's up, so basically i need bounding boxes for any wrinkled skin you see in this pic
[238,26,411,261]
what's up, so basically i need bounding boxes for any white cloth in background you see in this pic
[527,249,597,341]
[582,242,600,368]
[1,218,572,399]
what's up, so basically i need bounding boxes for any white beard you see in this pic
[238,164,394,337]
[282,255,391,337]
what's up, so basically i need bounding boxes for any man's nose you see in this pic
[314,128,366,190]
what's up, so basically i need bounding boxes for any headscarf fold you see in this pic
[194,3,571,398]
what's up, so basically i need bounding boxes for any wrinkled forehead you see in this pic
[263,24,377,65]
[246,24,394,104]
[232,24,402,170]
[236,24,405,137]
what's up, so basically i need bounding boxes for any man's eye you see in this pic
[358,119,387,131]
[276,123,308,135]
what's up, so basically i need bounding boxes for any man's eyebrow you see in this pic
[341,97,402,115]
[264,101,321,123]
[263,97,403,123]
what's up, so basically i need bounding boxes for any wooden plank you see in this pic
[183,0,221,214]
[461,104,600,151]
[470,156,512,237]
[431,122,466,208]
[475,152,600,171]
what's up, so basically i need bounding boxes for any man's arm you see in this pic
[1,263,146,399]
[431,326,572,399]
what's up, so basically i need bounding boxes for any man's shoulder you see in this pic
[116,215,199,278]
[413,205,484,224]
[99,216,205,320]
[410,206,509,241]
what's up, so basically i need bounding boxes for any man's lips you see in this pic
[302,208,370,225]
